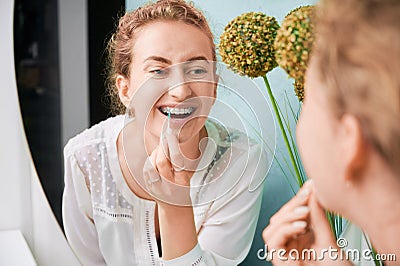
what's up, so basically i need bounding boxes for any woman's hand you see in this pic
[143,130,193,206]
[143,130,198,260]
[262,181,352,266]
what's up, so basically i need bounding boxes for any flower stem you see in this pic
[263,75,302,186]
[364,235,383,266]
[263,75,342,239]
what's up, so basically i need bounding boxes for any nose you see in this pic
[168,82,192,100]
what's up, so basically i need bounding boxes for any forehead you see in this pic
[132,20,214,63]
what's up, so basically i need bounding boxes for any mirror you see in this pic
[14,0,316,265]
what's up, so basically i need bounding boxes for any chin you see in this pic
[176,118,203,139]
[177,126,200,143]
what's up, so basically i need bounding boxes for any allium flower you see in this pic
[294,79,305,102]
[219,12,280,78]
[275,6,315,101]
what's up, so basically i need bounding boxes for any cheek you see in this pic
[195,85,216,116]
[144,108,165,136]
[192,83,216,98]
[297,106,319,177]
[297,104,339,209]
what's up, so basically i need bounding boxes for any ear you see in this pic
[339,114,368,185]
[116,74,131,108]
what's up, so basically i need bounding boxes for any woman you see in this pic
[263,0,400,264]
[62,0,267,265]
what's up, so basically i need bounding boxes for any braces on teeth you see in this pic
[160,106,194,115]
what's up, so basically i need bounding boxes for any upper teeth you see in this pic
[160,107,194,115]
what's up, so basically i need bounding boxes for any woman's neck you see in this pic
[348,160,400,259]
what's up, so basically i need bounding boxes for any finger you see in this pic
[281,181,312,212]
[145,150,174,198]
[263,220,308,251]
[308,191,337,245]
[144,151,158,177]
[165,131,191,186]
[155,144,174,181]
[270,182,312,224]
[160,130,170,159]
[165,131,184,171]
[269,205,310,226]
[143,152,161,188]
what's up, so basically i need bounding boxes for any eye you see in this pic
[150,69,166,75]
[149,68,169,79]
[186,67,208,79]
[190,68,206,75]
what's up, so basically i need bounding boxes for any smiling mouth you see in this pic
[158,106,196,119]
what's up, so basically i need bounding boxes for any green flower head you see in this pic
[275,5,315,100]
[219,12,280,78]
[294,79,305,102]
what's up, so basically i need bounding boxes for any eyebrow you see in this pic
[143,55,210,64]
[143,56,171,64]
[186,56,209,63]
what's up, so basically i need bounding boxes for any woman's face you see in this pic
[123,20,216,143]
[296,57,347,211]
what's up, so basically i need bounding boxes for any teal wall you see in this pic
[126,0,317,265]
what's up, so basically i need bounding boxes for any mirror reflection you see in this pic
[14,0,124,226]
[62,0,274,261]
[14,0,314,265]
[14,0,63,224]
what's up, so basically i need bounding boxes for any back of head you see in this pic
[314,0,400,174]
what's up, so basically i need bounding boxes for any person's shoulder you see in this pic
[207,120,259,150]
[64,115,124,156]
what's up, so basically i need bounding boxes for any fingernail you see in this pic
[305,179,314,186]
[298,188,310,198]
[292,221,307,228]
[294,206,310,214]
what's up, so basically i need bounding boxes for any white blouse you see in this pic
[62,115,267,266]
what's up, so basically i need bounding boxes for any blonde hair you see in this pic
[314,0,400,174]
[106,0,216,114]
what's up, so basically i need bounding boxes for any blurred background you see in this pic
[14,0,125,226]
[14,0,315,265]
